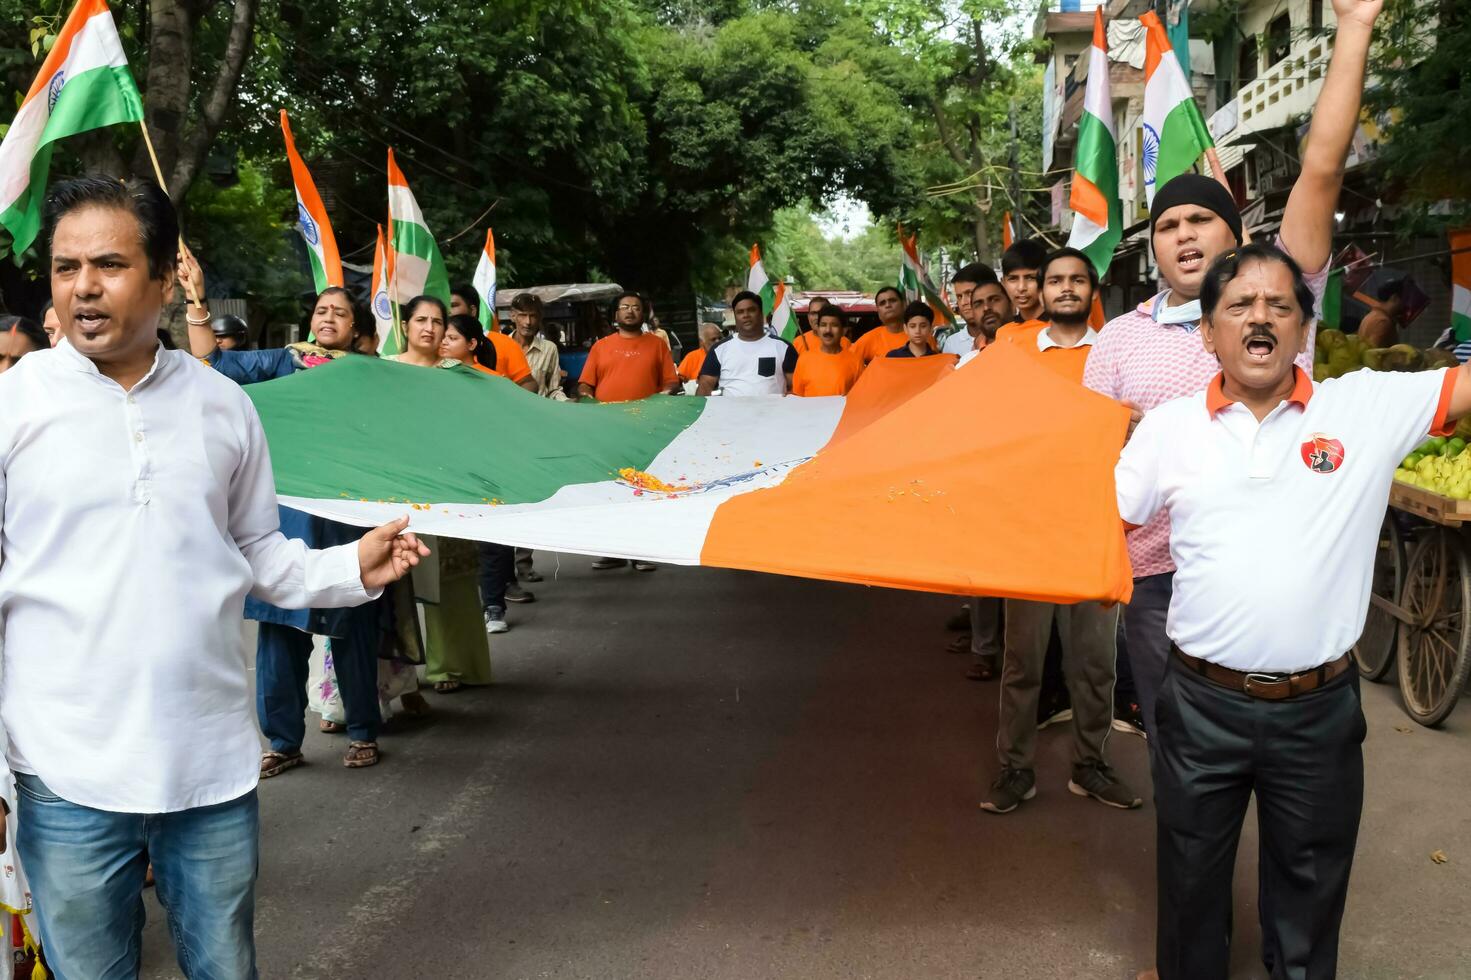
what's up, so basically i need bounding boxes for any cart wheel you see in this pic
[1353,515,1405,681]
[1397,527,1471,727]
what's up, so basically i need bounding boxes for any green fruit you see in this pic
[1427,436,1448,453]
[1388,344,1424,371]
[1424,349,1460,371]
[1449,438,1467,457]
[1317,328,1348,351]
[1404,453,1424,469]
[1362,348,1388,371]
[1313,363,1332,382]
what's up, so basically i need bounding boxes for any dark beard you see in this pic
[1048,308,1089,328]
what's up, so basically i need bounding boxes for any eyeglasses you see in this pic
[617,304,641,312]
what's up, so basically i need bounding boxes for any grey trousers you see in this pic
[969,597,1004,661]
[997,599,1119,771]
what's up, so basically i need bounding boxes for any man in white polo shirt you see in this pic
[1116,242,1469,980]
[697,290,797,397]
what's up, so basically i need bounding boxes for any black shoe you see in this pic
[632,560,658,572]
[519,568,544,583]
[1111,702,1146,739]
[1067,761,1142,809]
[979,767,1036,814]
[505,583,536,604]
[591,557,628,570]
[945,606,971,631]
[965,654,999,681]
[946,634,972,654]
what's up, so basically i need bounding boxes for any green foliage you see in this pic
[1362,0,1471,230]
[764,205,901,293]
[184,160,299,321]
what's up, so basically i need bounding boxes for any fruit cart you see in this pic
[1354,482,1471,726]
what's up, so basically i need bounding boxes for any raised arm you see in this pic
[177,247,216,358]
[1279,0,1383,272]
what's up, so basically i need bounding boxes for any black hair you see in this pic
[1040,247,1100,290]
[40,299,53,316]
[402,294,449,326]
[815,304,847,328]
[952,262,998,287]
[807,295,829,312]
[875,285,904,305]
[730,290,764,312]
[156,327,178,350]
[510,292,544,314]
[44,175,178,280]
[1199,242,1316,323]
[317,286,354,307]
[446,313,497,370]
[1376,278,1405,303]
[0,315,49,353]
[450,284,479,316]
[902,300,934,324]
[609,290,645,321]
[1001,239,1048,276]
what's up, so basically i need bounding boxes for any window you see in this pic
[1238,34,1259,85]
[1266,13,1291,67]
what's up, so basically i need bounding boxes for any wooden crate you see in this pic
[1390,481,1471,525]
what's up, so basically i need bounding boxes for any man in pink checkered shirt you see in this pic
[1083,0,1378,747]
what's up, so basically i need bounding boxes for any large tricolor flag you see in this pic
[1453,228,1471,342]
[1140,10,1213,204]
[899,231,957,327]
[1066,9,1123,279]
[247,342,1133,603]
[771,281,798,341]
[279,109,342,293]
[0,0,143,254]
[747,244,776,315]
[370,223,399,354]
[473,228,497,332]
[387,148,450,306]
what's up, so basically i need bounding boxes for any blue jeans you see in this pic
[256,608,381,752]
[14,773,258,979]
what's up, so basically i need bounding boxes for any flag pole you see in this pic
[1202,146,1251,244]
[137,119,205,307]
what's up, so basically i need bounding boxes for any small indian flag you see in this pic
[280,109,342,293]
[1002,211,1015,251]
[0,0,143,255]
[473,228,497,332]
[1452,228,1471,342]
[387,148,450,306]
[371,223,400,354]
[1066,9,1123,279]
[899,231,957,327]
[747,243,776,315]
[771,281,798,341]
[1140,10,1213,205]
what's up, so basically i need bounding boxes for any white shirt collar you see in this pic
[55,335,174,389]
[1037,325,1098,352]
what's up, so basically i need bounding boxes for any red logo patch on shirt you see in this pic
[1301,434,1345,474]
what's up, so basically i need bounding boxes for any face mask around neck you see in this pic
[1154,290,1202,326]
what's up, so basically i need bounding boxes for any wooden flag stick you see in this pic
[1203,146,1251,244]
[137,119,205,307]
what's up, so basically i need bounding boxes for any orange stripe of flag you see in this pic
[1069,172,1110,230]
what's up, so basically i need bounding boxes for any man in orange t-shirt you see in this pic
[852,286,911,364]
[981,246,1139,817]
[678,322,724,383]
[791,296,853,354]
[792,305,864,396]
[578,291,679,403]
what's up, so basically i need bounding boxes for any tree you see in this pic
[1362,0,1470,229]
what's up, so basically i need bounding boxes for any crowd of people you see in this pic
[1,3,1461,979]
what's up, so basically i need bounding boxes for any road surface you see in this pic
[140,559,1471,979]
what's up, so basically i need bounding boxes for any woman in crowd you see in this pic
[388,297,495,693]
[0,315,49,374]
[439,314,499,374]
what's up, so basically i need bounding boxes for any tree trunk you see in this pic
[132,0,258,200]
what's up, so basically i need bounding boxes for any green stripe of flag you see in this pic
[1154,100,1213,194]
[1072,111,1123,278]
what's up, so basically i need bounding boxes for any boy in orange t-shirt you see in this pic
[999,248,1098,384]
[792,306,864,396]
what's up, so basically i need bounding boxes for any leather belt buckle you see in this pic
[1243,672,1290,699]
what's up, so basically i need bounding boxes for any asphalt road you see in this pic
[140,558,1471,979]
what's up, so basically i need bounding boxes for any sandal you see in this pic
[965,654,1000,682]
[343,741,380,768]
[946,634,972,655]
[260,750,303,778]
[319,719,346,734]
[434,680,462,694]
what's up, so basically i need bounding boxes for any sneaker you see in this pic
[505,583,536,604]
[1111,702,1147,739]
[484,606,509,634]
[946,606,971,631]
[1036,704,1074,731]
[591,557,628,570]
[632,560,658,572]
[1068,761,1142,809]
[979,767,1036,814]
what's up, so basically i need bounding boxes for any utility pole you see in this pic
[1007,100,1021,258]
